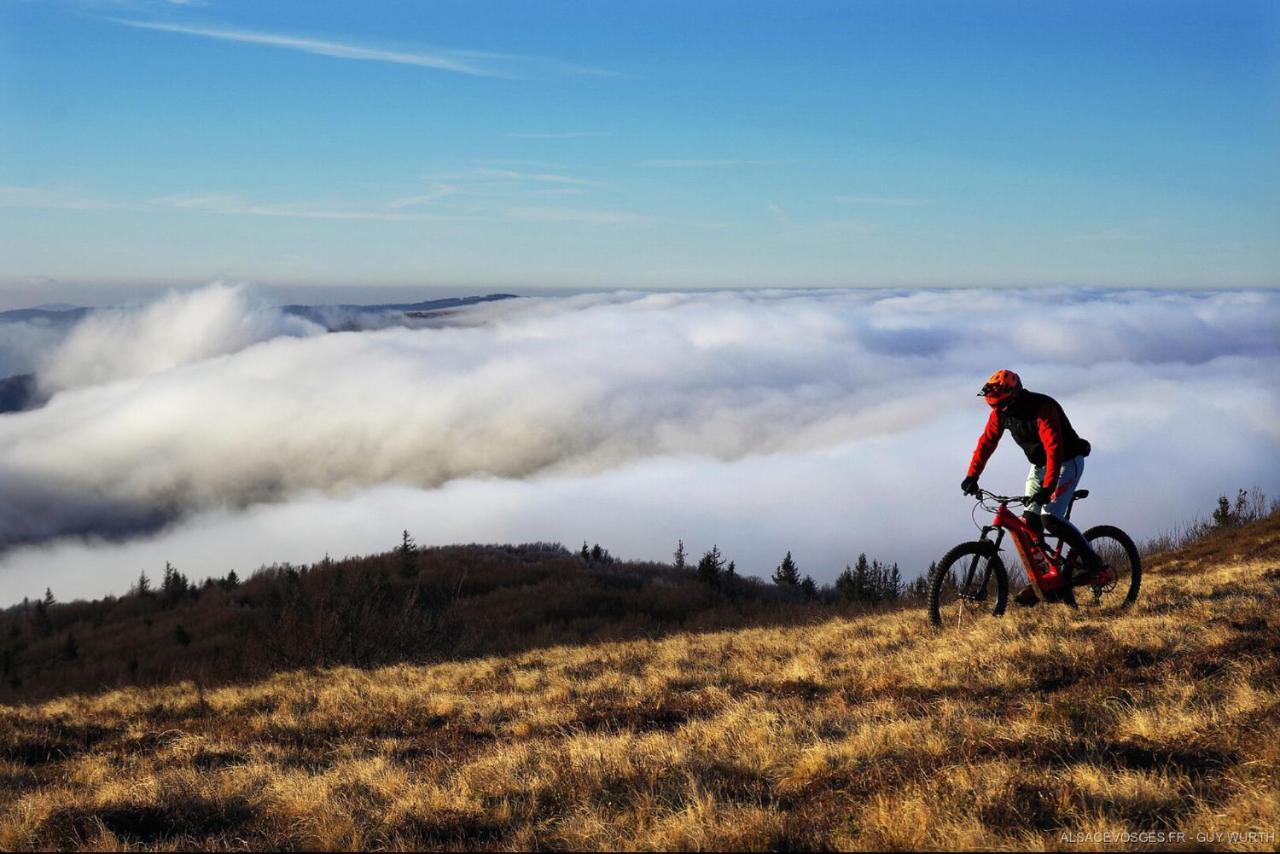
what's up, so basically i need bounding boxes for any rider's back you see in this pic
[997,390,1090,465]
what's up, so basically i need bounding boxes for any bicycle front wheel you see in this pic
[927,541,1008,629]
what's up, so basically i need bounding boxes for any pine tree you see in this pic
[886,563,903,601]
[43,587,56,607]
[772,551,801,586]
[853,553,870,601]
[906,570,930,600]
[398,530,417,578]
[722,560,737,598]
[800,575,817,599]
[161,562,190,606]
[836,565,856,602]
[673,540,686,571]
[33,598,52,637]
[581,541,591,560]
[697,545,725,588]
[134,570,152,597]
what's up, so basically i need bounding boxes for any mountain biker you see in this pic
[959,370,1101,605]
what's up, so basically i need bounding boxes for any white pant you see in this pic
[1025,455,1085,521]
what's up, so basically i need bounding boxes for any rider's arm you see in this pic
[966,410,1003,478]
[1037,403,1065,497]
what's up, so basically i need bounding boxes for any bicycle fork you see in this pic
[959,526,1005,600]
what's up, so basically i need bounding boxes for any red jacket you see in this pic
[967,391,1089,498]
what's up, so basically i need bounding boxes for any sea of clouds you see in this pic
[1,284,1277,604]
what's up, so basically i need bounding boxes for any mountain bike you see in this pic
[927,488,1141,629]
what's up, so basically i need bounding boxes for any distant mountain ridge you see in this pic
[280,293,519,330]
[281,293,519,317]
[0,293,519,326]
[0,306,91,325]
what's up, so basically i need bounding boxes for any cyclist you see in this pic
[959,370,1100,605]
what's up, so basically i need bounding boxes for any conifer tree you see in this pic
[800,575,817,599]
[33,597,52,637]
[161,562,190,606]
[836,564,856,602]
[398,530,417,578]
[697,545,725,588]
[886,563,903,600]
[853,553,870,601]
[673,540,686,571]
[772,551,801,586]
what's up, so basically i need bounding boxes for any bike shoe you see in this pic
[1014,586,1040,607]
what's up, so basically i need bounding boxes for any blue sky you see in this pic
[1,0,1278,301]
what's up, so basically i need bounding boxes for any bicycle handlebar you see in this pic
[968,488,1031,506]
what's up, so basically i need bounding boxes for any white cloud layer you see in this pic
[1,287,1277,603]
[36,283,322,393]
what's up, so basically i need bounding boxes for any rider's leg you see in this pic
[1015,465,1048,605]
[1039,456,1100,571]
[1024,464,1046,514]
[1023,464,1048,537]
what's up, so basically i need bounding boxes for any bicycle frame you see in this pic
[979,500,1065,600]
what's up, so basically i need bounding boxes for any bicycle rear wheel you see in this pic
[1076,524,1141,611]
[927,541,1008,629]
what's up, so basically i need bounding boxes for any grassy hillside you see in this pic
[2,513,1277,850]
[0,542,838,705]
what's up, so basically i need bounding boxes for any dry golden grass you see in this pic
[2,516,1277,851]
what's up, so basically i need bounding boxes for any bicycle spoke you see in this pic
[1079,528,1140,611]
[929,543,1008,629]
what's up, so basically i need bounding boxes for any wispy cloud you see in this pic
[110,19,620,79]
[833,195,926,207]
[0,186,136,212]
[4,179,650,227]
[150,193,463,222]
[640,159,793,169]
[0,186,429,221]
[388,168,604,209]
[421,168,602,188]
[384,187,463,210]
[504,131,612,140]
[501,205,655,225]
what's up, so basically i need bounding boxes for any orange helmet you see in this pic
[979,369,1022,408]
